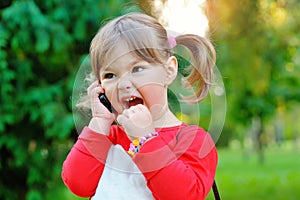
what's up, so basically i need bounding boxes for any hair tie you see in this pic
[168,36,177,48]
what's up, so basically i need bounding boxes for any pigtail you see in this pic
[175,34,216,103]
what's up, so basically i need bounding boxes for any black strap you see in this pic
[212,180,221,200]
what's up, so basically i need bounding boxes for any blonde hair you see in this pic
[88,12,216,104]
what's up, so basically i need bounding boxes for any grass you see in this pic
[206,141,300,200]
[56,141,300,200]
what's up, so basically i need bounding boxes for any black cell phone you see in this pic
[98,93,113,113]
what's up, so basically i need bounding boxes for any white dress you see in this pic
[91,144,155,200]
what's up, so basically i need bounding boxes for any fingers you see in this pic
[87,81,104,99]
[116,114,127,126]
[128,104,145,113]
[88,80,106,106]
[87,81,113,117]
[130,104,144,113]
[87,81,99,96]
[117,104,155,138]
[117,104,152,128]
[119,104,144,118]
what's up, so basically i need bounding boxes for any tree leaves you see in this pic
[0,0,137,199]
[207,0,300,146]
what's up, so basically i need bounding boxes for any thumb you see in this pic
[117,114,126,126]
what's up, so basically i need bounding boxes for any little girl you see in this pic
[62,12,218,200]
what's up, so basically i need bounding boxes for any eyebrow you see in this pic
[102,59,147,72]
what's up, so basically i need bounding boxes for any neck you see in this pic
[153,109,182,128]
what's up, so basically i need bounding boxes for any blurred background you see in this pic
[0,0,299,199]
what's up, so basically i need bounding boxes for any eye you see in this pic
[132,66,144,73]
[103,73,116,79]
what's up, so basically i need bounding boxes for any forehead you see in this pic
[101,45,141,71]
[99,29,166,72]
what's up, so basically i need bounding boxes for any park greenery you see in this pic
[0,0,299,199]
[207,0,300,163]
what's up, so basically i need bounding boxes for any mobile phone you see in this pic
[98,93,113,113]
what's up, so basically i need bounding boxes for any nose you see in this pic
[117,74,133,91]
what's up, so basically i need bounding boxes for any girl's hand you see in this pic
[117,104,155,139]
[87,81,115,135]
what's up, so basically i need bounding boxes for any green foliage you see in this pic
[0,0,140,199]
[207,0,300,144]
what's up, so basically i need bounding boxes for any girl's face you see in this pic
[99,48,177,120]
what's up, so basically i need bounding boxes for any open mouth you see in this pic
[126,96,144,108]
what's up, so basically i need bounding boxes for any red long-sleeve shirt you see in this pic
[62,124,217,200]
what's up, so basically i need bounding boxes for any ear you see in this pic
[164,56,178,85]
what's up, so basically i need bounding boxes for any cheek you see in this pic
[101,82,113,98]
[139,84,168,121]
[101,83,122,112]
[139,83,166,107]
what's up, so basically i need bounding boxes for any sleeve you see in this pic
[61,127,114,197]
[133,126,218,200]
